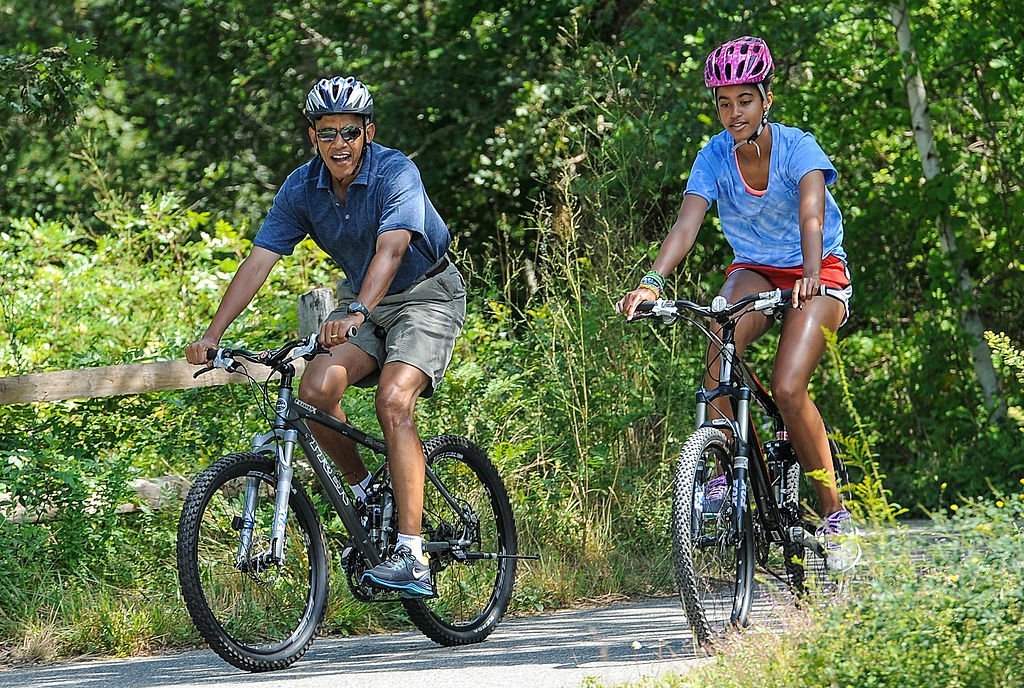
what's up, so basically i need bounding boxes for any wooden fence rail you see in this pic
[0,290,336,521]
[0,288,335,406]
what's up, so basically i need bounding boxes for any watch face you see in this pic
[348,301,370,318]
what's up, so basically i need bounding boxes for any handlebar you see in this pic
[192,327,357,379]
[634,286,827,322]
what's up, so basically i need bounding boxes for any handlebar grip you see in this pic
[635,301,655,314]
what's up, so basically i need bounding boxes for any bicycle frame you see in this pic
[236,357,470,572]
[643,289,807,550]
[696,336,791,547]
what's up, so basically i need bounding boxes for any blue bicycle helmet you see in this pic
[304,76,374,122]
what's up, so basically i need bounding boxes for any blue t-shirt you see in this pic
[684,122,846,268]
[254,142,450,295]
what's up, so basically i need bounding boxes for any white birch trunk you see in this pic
[890,1,1006,423]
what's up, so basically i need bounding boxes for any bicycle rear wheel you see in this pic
[783,433,852,591]
[177,453,329,672]
[403,435,517,645]
[672,427,755,646]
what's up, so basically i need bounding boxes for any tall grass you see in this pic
[606,482,1024,688]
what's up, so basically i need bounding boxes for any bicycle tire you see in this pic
[783,433,851,590]
[177,453,329,672]
[402,435,517,646]
[671,427,755,646]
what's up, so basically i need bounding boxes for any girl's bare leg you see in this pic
[772,296,846,516]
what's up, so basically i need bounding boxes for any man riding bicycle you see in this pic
[185,75,465,598]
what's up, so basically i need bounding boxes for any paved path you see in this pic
[0,597,714,688]
[5,521,933,688]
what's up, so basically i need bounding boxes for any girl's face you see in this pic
[715,84,773,144]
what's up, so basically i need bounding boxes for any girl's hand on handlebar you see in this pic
[318,316,361,349]
[185,336,220,366]
[792,275,821,310]
[615,286,659,320]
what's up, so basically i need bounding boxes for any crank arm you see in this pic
[463,552,541,561]
[788,526,826,557]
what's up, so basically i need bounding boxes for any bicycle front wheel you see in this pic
[403,435,517,646]
[177,453,329,672]
[671,427,755,646]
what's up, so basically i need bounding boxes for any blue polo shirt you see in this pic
[684,122,846,268]
[254,142,450,295]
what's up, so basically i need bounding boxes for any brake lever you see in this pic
[295,326,360,361]
[650,301,680,324]
[752,288,784,313]
[290,334,322,362]
[192,366,215,380]
[193,349,237,378]
[626,311,656,323]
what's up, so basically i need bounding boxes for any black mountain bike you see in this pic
[176,334,526,672]
[635,288,853,646]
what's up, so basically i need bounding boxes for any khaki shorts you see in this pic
[328,262,466,397]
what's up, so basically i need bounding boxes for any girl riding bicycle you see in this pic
[617,36,854,544]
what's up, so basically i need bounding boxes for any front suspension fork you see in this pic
[236,427,299,567]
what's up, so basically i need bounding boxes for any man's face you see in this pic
[308,113,375,181]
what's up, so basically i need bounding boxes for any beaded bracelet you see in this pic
[641,269,665,289]
[638,270,665,298]
[636,284,661,300]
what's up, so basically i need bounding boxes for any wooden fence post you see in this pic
[298,287,337,337]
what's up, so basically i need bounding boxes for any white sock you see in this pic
[397,533,426,564]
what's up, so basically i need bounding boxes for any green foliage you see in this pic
[626,484,1024,688]
[2,0,1024,666]
[987,331,1024,385]
[0,38,106,129]
[0,192,337,374]
[803,494,1024,687]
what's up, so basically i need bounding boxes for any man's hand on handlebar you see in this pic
[318,316,361,349]
[615,286,659,321]
[185,335,220,366]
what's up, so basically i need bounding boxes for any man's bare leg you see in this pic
[297,343,380,485]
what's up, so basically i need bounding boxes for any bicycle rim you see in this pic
[403,435,517,646]
[791,435,854,590]
[177,453,328,672]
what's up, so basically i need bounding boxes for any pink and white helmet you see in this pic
[704,36,774,89]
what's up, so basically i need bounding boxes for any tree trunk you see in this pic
[889,1,1006,424]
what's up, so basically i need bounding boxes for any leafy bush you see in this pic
[632,483,1024,688]
[802,491,1024,687]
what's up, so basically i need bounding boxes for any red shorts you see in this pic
[726,254,853,326]
[725,254,851,290]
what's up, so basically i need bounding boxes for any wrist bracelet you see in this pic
[638,270,665,298]
[636,284,660,299]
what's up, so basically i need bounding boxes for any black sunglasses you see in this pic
[315,125,363,143]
